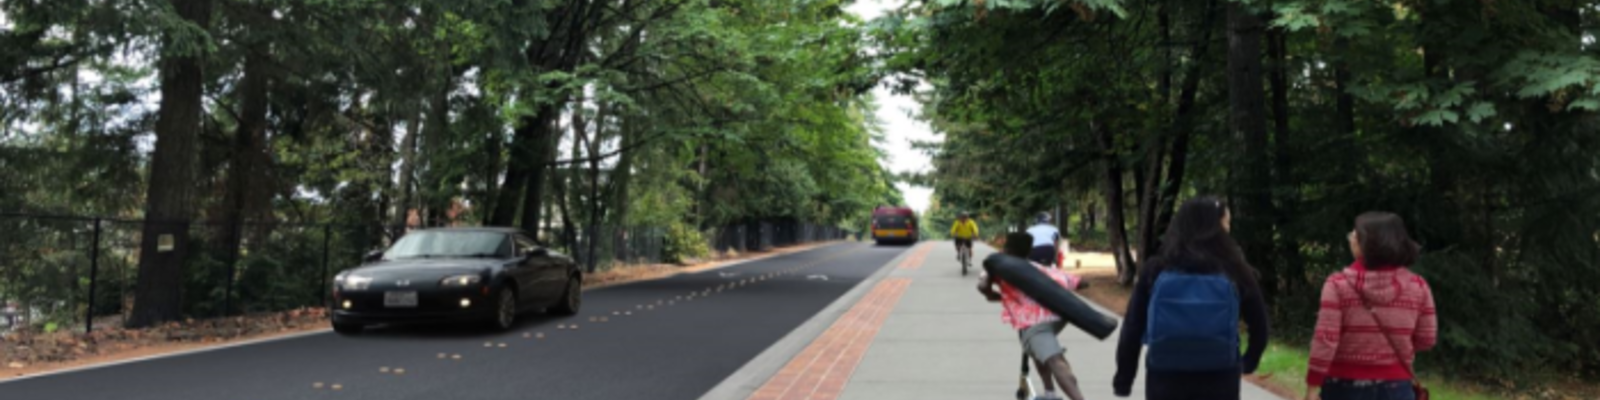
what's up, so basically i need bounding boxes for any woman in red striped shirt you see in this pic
[1305,212,1438,400]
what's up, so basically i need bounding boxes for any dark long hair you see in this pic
[1150,196,1260,295]
[1354,212,1420,268]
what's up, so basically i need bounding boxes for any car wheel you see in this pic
[549,276,581,315]
[491,287,517,331]
[332,321,364,335]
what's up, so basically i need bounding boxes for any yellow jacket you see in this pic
[950,219,979,239]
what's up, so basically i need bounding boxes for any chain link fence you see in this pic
[0,213,396,335]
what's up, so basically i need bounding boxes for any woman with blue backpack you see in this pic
[1113,197,1271,400]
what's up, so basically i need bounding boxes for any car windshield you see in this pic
[383,231,510,260]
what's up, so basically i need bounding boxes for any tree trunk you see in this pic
[1135,0,1174,264]
[1134,144,1162,264]
[694,141,710,226]
[480,85,503,224]
[612,115,636,227]
[1084,200,1096,232]
[569,93,608,273]
[422,94,450,227]
[503,0,600,232]
[213,45,271,294]
[586,102,611,273]
[557,128,579,254]
[420,17,453,227]
[1155,0,1219,257]
[371,103,395,236]
[1267,26,1305,291]
[1333,37,1355,137]
[491,0,578,228]
[1228,2,1278,297]
[1095,117,1137,285]
[489,122,530,226]
[519,112,559,232]
[393,114,421,232]
[1158,0,1173,104]
[128,0,213,329]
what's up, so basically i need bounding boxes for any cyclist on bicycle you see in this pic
[950,212,979,262]
[1026,212,1062,267]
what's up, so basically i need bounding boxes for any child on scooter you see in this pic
[977,232,1089,400]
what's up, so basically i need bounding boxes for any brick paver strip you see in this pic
[896,242,932,270]
[747,277,913,400]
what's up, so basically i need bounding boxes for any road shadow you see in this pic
[347,312,576,340]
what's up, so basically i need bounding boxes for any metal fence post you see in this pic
[320,224,331,308]
[85,218,101,334]
[221,225,237,318]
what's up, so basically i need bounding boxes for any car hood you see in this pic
[346,258,499,279]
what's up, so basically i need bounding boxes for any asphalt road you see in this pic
[0,242,909,400]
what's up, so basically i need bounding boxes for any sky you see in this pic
[846,0,940,213]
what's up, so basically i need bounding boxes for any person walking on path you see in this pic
[1304,212,1437,400]
[978,232,1089,400]
[1113,197,1271,400]
[1025,212,1063,267]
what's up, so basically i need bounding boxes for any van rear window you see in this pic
[874,216,910,229]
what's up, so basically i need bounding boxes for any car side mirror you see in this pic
[363,250,384,263]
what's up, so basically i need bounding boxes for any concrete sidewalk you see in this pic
[836,242,1282,400]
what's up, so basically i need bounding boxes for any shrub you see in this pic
[664,222,710,264]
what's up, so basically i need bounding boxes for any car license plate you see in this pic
[384,291,418,308]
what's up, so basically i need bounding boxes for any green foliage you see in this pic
[882,0,1600,388]
[663,222,710,264]
[0,0,899,331]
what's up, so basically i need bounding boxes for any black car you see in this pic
[329,227,581,334]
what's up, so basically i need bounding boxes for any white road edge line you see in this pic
[585,241,853,291]
[0,240,859,385]
[697,242,919,400]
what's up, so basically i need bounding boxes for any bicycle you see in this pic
[957,241,973,275]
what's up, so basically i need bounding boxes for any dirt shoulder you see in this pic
[3,309,332,380]
[2,240,847,381]
[582,240,841,289]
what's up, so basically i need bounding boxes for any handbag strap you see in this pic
[1337,270,1418,380]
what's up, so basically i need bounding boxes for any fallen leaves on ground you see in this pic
[2,307,329,368]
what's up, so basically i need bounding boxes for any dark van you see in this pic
[871,206,919,245]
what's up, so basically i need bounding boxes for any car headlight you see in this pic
[336,275,373,291]
[440,274,482,287]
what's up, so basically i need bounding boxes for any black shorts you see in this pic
[954,238,973,248]
[1029,246,1057,266]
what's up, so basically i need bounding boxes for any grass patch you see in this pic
[1063,253,1560,400]
[1254,342,1310,396]
[1253,341,1507,400]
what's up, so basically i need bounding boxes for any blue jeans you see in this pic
[1028,246,1056,266]
[1320,378,1414,400]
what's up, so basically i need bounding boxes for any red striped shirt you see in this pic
[1306,261,1438,387]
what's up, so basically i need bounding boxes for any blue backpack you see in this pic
[1143,271,1240,371]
